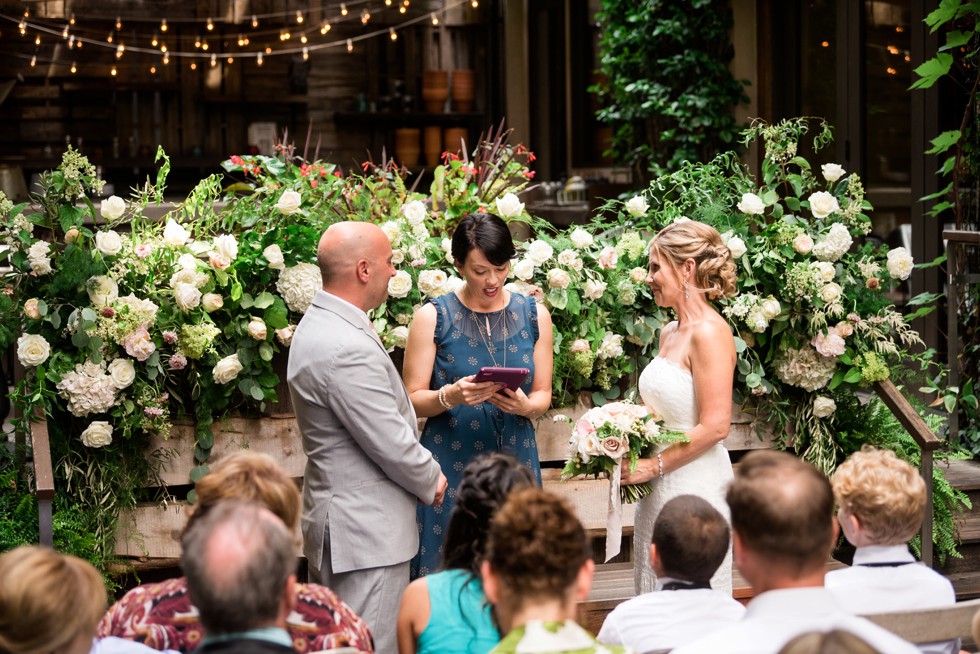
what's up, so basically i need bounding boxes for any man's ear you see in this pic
[574,558,595,601]
[355,258,371,283]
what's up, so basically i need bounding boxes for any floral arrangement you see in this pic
[559,401,686,503]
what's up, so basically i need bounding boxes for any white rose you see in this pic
[209,251,230,271]
[578,433,602,462]
[570,228,594,249]
[388,270,413,298]
[760,296,781,320]
[17,333,50,367]
[202,293,224,312]
[87,275,119,307]
[624,195,649,217]
[401,200,428,225]
[446,276,466,293]
[525,240,554,265]
[513,258,536,281]
[745,306,769,333]
[213,234,239,262]
[813,396,837,418]
[275,325,295,347]
[441,238,455,264]
[263,244,285,270]
[247,317,268,341]
[95,230,123,256]
[80,421,113,448]
[30,257,52,275]
[737,192,765,215]
[178,253,198,271]
[107,358,136,389]
[583,279,607,301]
[276,189,302,214]
[495,193,525,219]
[557,249,579,268]
[23,298,41,320]
[812,261,836,282]
[163,219,190,246]
[389,249,405,265]
[793,233,814,255]
[212,353,243,384]
[380,221,402,247]
[547,268,571,289]
[100,195,126,221]
[629,267,647,283]
[390,325,409,348]
[821,163,846,183]
[819,282,843,304]
[886,247,914,281]
[597,333,624,359]
[417,269,449,296]
[727,236,747,259]
[808,191,841,219]
[174,282,203,312]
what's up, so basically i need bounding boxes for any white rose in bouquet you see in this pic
[726,236,747,259]
[570,228,594,249]
[87,275,119,307]
[547,268,571,290]
[812,396,837,418]
[247,317,268,341]
[163,219,190,246]
[178,252,199,271]
[100,195,126,221]
[387,270,413,298]
[599,435,630,460]
[557,249,581,269]
[596,245,618,270]
[886,247,914,280]
[793,233,814,255]
[597,332,624,359]
[263,244,285,270]
[578,432,602,463]
[17,333,50,367]
[401,199,428,225]
[80,421,113,448]
[811,261,836,282]
[209,251,230,271]
[276,189,302,214]
[821,163,846,183]
[174,282,203,312]
[276,263,322,314]
[525,240,554,265]
[737,192,765,215]
[625,195,650,217]
[95,230,123,256]
[583,279,607,301]
[417,269,449,297]
[819,282,843,304]
[107,358,136,389]
[495,193,525,219]
[202,293,224,313]
[212,353,243,384]
[807,191,841,219]
[213,234,239,262]
[513,258,536,281]
[390,326,409,348]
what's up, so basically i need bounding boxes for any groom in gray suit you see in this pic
[287,221,447,654]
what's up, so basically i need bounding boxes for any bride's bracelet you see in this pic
[657,452,664,478]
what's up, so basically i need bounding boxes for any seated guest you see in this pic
[778,630,883,654]
[181,501,296,654]
[481,487,632,654]
[397,453,534,654]
[597,494,745,651]
[0,546,163,654]
[100,451,372,652]
[826,446,956,654]
[671,450,919,654]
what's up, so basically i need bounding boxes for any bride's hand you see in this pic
[620,457,658,485]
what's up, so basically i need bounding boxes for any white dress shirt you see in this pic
[826,544,958,654]
[670,586,921,654]
[597,577,745,652]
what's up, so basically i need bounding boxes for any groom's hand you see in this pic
[432,472,448,506]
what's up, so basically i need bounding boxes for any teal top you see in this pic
[417,569,499,654]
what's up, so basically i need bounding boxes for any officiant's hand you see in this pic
[620,457,658,485]
[486,387,532,417]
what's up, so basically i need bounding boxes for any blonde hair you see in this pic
[0,546,105,654]
[650,220,737,301]
[832,445,925,545]
[187,451,301,532]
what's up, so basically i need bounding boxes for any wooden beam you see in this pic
[873,380,942,451]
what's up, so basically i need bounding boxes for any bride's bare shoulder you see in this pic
[690,313,735,345]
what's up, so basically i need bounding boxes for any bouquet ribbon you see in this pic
[606,463,623,562]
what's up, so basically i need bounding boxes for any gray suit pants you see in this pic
[310,559,410,654]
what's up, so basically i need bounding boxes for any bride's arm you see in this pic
[622,319,736,484]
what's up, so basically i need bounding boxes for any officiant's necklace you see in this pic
[467,288,507,367]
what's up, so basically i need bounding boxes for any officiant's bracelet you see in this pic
[657,452,664,478]
[437,384,455,411]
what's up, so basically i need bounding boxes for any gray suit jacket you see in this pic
[287,290,442,574]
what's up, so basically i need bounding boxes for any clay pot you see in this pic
[451,69,475,112]
[394,128,421,167]
[423,126,443,166]
[443,127,469,156]
[422,69,449,113]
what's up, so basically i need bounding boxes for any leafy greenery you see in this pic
[591,0,748,183]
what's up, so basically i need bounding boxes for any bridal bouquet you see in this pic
[560,401,687,503]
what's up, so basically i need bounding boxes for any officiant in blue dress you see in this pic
[402,213,554,578]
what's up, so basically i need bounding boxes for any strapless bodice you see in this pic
[638,356,698,432]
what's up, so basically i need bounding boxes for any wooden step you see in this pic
[939,459,980,492]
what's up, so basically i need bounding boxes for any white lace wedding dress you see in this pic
[633,356,734,595]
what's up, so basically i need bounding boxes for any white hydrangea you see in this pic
[813,223,853,262]
[276,263,322,314]
[723,293,759,320]
[886,247,914,281]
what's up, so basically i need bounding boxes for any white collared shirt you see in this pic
[826,545,957,654]
[597,577,745,652]
[670,586,921,654]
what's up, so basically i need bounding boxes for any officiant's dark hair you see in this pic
[653,494,730,584]
[452,213,516,266]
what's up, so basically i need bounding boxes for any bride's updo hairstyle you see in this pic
[650,220,738,301]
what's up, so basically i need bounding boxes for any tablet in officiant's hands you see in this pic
[472,366,530,393]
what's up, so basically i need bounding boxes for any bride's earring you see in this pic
[684,281,690,301]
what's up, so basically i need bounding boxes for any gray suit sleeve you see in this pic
[324,341,442,504]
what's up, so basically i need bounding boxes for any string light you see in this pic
[361,9,371,24]
[68,35,76,48]
[69,13,75,25]
[107,32,114,44]
[341,3,348,15]
[34,34,40,45]
[190,61,197,70]
[116,43,125,59]
[227,55,233,64]
[346,38,353,53]
[194,36,201,48]
[210,53,217,67]
[151,34,158,47]
[321,21,332,34]
[431,12,439,25]
[265,46,272,54]
[302,46,309,60]
[389,27,397,40]
[30,54,36,67]
[160,18,167,32]
[237,34,246,46]
[163,53,170,65]
[202,40,209,51]
[115,16,122,30]
[206,17,214,31]
[150,65,156,74]
[386,0,392,5]
[110,64,117,76]
[399,4,407,13]
[70,61,77,73]
[62,25,69,39]
[300,34,308,43]
[18,19,26,35]
[296,10,304,23]
[76,40,82,49]
[471,0,478,7]
[160,43,167,53]
[257,52,263,66]
[251,15,259,28]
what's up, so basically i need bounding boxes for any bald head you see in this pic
[316,221,394,311]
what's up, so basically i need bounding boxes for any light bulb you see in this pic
[190,62,197,70]
[151,34,159,47]
[160,43,167,53]
[163,53,170,65]
[71,62,77,73]
[30,55,36,67]
[257,52,264,66]
[471,0,478,7]
[340,3,348,15]
[18,20,26,35]
[361,9,371,24]
[202,40,209,51]
[62,25,69,39]
[300,35,308,43]
[296,10,304,23]
[265,46,272,54]
[346,39,353,53]
[69,13,75,25]
[34,35,41,45]
[115,16,122,30]
[107,32,114,43]
[206,17,214,31]
[321,21,331,34]
[386,0,392,5]
[150,66,157,74]
[399,5,407,13]
[251,15,258,28]
[432,13,439,25]
[76,40,82,49]
[111,65,117,76]
[389,28,397,41]
[227,56,233,64]
[210,53,217,67]
[160,19,168,32]
[116,43,125,59]
[237,34,245,46]
[68,35,75,48]
[194,36,201,48]
[302,47,309,60]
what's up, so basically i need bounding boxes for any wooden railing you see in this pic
[944,229,980,444]
[29,408,55,547]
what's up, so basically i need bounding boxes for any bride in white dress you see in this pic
[621,220,739,595]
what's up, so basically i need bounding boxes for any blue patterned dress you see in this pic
[411,292,543,578]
